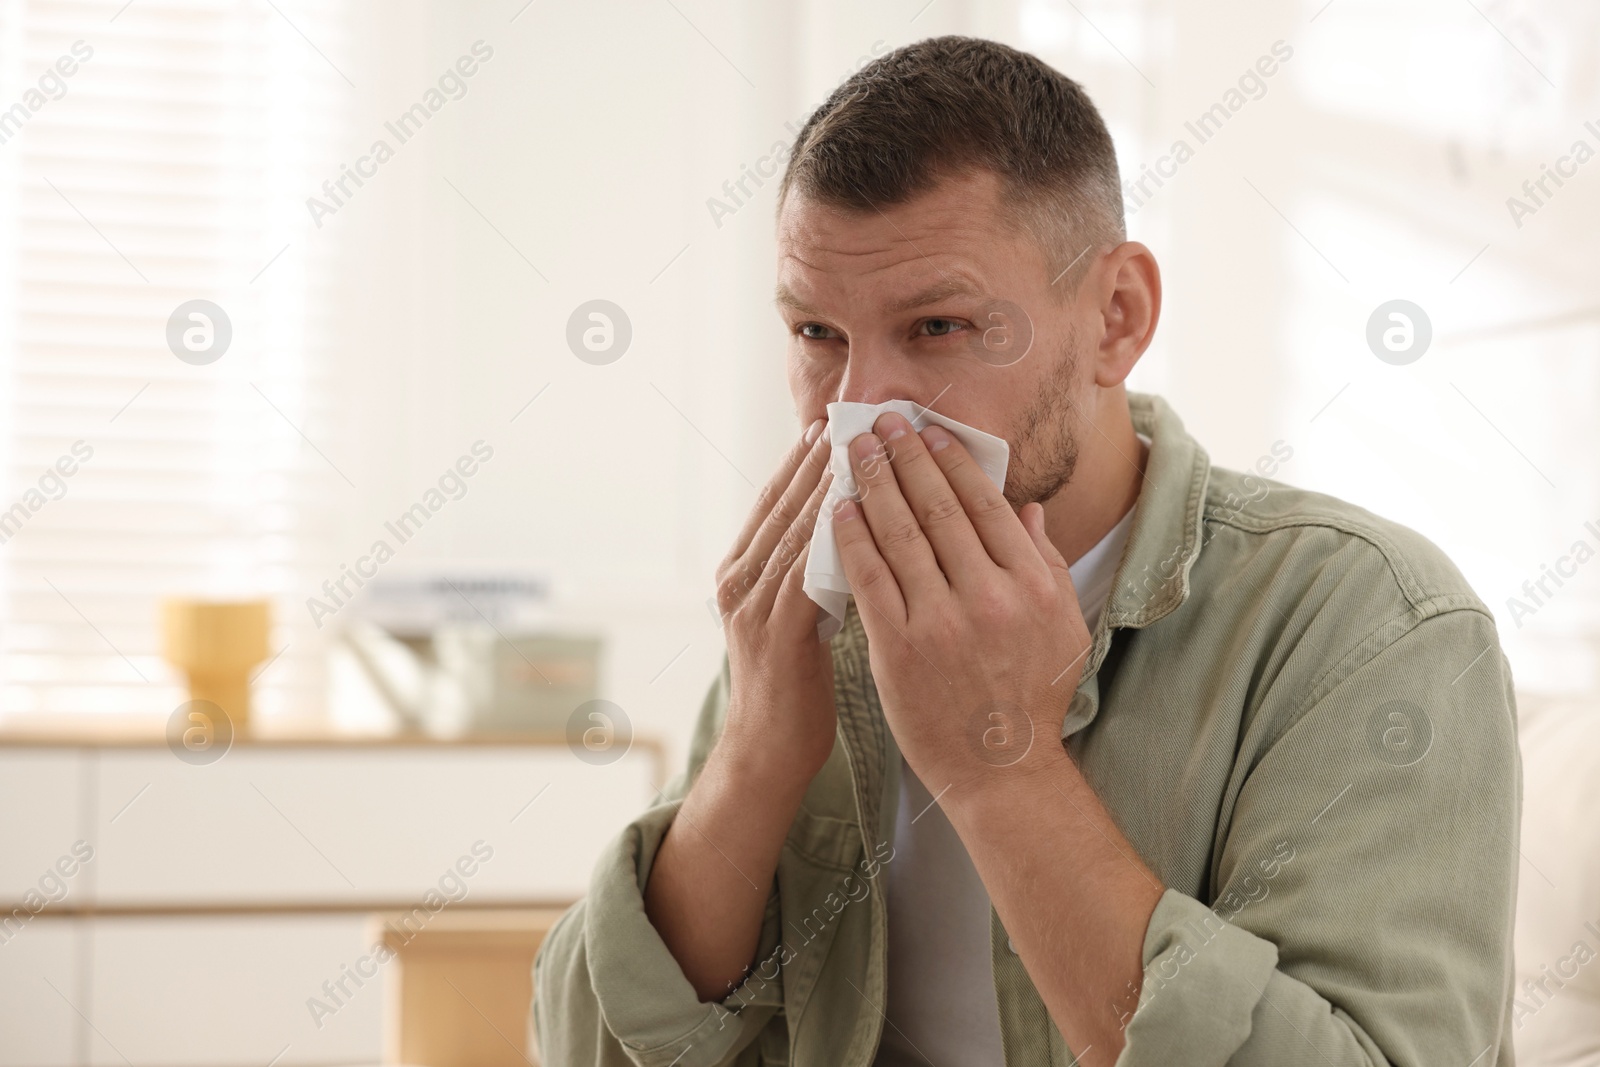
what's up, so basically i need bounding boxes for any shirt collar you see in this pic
[1058,392,1211,737]
[1102,390,1212,634]
[1069,486,1139,635]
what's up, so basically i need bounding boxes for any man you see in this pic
[534,36,1520,1066]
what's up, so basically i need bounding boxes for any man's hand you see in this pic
[714,418,838,781]
[645,419,837,1003]
[832,410,1092,789]
[832,409,1161,1063]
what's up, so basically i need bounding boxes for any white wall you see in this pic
[304,0,1599,771]
[308,1,808,763]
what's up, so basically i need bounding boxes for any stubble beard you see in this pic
[1003,332,1082,510]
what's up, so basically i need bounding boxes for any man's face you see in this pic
[775,168,1094,507]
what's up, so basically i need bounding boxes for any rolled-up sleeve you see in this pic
[1117,607,1521,1066]
[533,660,786,1067]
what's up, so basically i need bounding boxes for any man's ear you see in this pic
[1089,242,1160,387]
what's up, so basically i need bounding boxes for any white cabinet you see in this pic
[91,745,652,905]
[0,921,78,1067]
[0,751,84,901]
[86,916,383,1067]
[0,738,656,1066]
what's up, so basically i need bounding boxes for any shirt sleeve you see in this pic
[1116,607,1521,1066]
[532,658,788,1067]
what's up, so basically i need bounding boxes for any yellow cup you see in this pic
[160,599,271,730]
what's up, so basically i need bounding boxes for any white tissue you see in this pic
[803,400,1010,640]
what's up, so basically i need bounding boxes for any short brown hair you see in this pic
[778,36,1125,289]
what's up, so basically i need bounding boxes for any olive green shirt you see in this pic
[533,391,1521,1066]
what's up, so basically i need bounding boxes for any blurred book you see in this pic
[353,568,553,636]
[328,568,601,738]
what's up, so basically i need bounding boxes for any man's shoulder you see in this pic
[1186,466,1511,753]
[1199,463,1489,622]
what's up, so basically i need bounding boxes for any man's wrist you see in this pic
[935,733,1080,824]
[893,697,1076,804]
[711,722,821,805]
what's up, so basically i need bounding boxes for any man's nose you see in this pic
[834,344,924,407]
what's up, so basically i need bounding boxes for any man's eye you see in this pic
[798,323,833,340]
[920,318,963,337]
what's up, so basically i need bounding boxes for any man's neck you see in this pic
[1040,387,1146,567]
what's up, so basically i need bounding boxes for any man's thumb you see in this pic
[1021,503,1073,583]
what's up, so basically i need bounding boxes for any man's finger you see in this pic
[724,423,829,594]
[745,467,833,621]
[849,430,948,608]
[832,497,907,627]
[919,424,1036,570]
[872,411,992,588]
[1021,501,1075,589]
[770,539,823,643]
[724,419,827,567]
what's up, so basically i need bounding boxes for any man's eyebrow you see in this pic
[773,277,983,317]
[883,278,982,314]
[773,284,819,316]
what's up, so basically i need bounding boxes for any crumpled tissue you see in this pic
[803,399,1010,640]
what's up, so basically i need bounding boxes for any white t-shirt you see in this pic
[871,485,1140,1066]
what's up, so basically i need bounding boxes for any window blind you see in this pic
[0,0,351,721]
